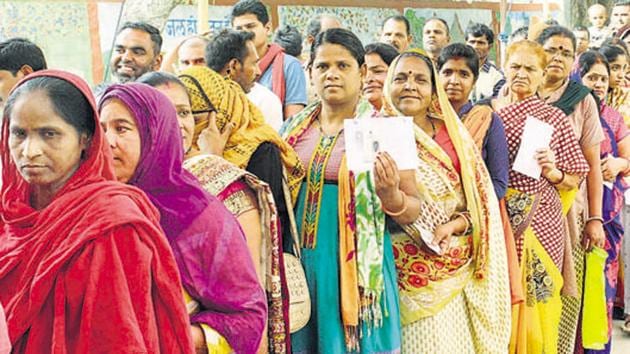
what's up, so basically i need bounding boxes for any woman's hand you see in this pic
[432,222,455,254]
[601,156,628,182]
[583,219,606,250]
[198,111,234,156]
[374,152,402,208]
[535,147,557,174]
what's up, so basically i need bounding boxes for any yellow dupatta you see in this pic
[179,66,305,202]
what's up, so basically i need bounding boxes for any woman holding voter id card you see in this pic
[281,28,406,353]
[380,48,511,353]
[492,40,589,353]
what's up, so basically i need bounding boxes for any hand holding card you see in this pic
[344,117,419,173]
[513,115,554,179]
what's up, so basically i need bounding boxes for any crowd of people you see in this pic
[0,0,630,353]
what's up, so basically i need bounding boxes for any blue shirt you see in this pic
[259,53,307,107]
[459,101,510,199]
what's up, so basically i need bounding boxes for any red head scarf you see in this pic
[0,70,194,352]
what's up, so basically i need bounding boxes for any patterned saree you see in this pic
[184,155,288,354]
[383,49,512,353]
[496,96,589,354]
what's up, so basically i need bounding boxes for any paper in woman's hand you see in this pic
[419,227,444,255]
[344,117,418,173]
[512,115,554,179]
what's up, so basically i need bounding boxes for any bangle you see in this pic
[585,216,604,224]
[452,212,471,235]
[382,192,408,217]
[551,169,565,185]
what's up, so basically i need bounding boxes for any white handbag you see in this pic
[281,175,311,333]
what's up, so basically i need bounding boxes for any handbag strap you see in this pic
[282,167,302,259]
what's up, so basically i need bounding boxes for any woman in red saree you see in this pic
[0,70,194,353]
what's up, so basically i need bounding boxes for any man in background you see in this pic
[0,37,47,111]
[611,0,630,32]
[573,26,590,55]
[231,0,307,118]
[423,17,451,63]
[206,29,283,130]
[110,22,162,83]
[465,23,505,101]
[380,15,413,51]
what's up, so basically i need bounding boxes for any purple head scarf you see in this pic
[98,83,209,239]
[98,83,267,353]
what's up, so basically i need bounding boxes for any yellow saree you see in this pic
[509,189,577,354]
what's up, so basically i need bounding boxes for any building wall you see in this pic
[1,0,564,85]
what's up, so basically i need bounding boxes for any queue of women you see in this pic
[1,22,630,354]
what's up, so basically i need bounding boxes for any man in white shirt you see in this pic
[247,83,283,130]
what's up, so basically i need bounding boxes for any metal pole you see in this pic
[197,0,209,33]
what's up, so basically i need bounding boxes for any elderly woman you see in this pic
[492,40,589,353]
[137,71,289,353]
[381,48,511,352]
[99,83,267,354]
[0,71,193,352]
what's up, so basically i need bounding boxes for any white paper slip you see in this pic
[344,117,419,173]
[512,115,554,179]
[419,227,443,255]
[602,154,614,190]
